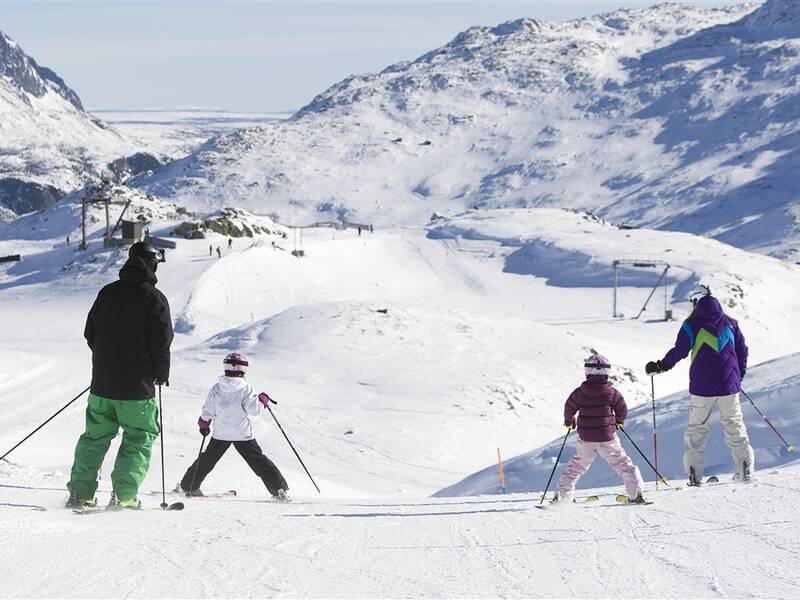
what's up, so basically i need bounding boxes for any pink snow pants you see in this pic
[556,434,644,501]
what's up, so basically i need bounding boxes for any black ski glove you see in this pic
[645,360,670,375]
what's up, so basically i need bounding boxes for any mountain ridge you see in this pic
[135,0,800,260]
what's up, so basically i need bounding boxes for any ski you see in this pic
[535,495,599,510]
[149,489,237,499]
[72,502,184,515]
[615,494,654,505]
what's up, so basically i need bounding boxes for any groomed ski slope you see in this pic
[2,464,800,599]
[1,205,800,598]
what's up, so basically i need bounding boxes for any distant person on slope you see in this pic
[645,284,753,485]
[67,242,173,509]
[553,354,646,504]
[177,352,289,502]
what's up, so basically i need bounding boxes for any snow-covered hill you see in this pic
[0,31,136,215]
[1,203,800,597]
[137,0,800,260]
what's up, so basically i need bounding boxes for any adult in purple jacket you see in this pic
[646,285,754,485]
[554,354,645,504]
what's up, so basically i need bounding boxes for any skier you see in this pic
[553,354,646,504]
[67,242,173,509]
[646,284,753,484]
[216,246,221,258]
[177,352,289,502]
[227,237,233,250]
[209,244,213,256]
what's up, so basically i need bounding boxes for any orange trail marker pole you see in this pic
[496,447,506,494]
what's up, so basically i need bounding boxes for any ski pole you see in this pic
[0,385,90,462]
[741,389,794,452]
[156,385,184,511]
[188,434,208,493]
[617,424,669,486]
[651,376,660,490]
[540,426,572,505]
[265,400,321,493]
[158,385,168,509]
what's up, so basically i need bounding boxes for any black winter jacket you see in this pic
[84,256,174,400]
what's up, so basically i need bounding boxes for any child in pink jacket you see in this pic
[554,354,646,504]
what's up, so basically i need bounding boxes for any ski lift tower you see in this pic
[612,259,672,321]
[78,179,113,250]
[291,227,305,257]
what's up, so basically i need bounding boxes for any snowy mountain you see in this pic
[0,30,136,215]
[137,0,800,259]
[4,3,800,597]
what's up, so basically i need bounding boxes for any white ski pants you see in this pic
[556,435,644,501]
[684,393,754,479]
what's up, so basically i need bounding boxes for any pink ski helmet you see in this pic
[223,352,249,374]
[584,353,611,377]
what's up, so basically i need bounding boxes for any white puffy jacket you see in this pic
[201,375,263,441]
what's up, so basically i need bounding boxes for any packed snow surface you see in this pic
[2,199,800,598]
[3,1,800,597]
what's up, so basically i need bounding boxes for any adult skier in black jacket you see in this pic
[67,242,174,509]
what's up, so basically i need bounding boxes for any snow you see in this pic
[3,1,800,597]
[89,107,291,160]
[2,199,800,597]
[133,0,800,261]
[0,30,137,198]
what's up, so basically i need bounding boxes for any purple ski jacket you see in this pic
[661,295,748,397]
[564,375,627,443]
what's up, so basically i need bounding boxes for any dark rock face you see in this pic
[0,30,84,111]
[107,152,163,182]
[0,178,64,214]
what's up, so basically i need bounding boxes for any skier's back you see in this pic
[178,352,289,501]
[555,354,645,504]
[647,285,753,484]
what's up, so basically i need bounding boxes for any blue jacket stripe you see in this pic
[681,322,695,348]
[719,325,735,351]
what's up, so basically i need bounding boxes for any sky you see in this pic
[1,1,747,113]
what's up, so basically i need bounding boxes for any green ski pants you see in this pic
[67,394,159,502]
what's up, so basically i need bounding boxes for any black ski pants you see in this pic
[180,437,288,496]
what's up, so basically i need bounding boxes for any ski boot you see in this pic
[628,492,648,504]
[107,492,142,511]
[175,483,205,497]
[66,489,97,508]
[733,460,752,482]
[272,489,291,504]
[688,466,702,487]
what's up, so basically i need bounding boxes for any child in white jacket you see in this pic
[178,352,289,501]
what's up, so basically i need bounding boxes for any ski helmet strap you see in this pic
[224,357,249,367]
[585,361,611,369]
